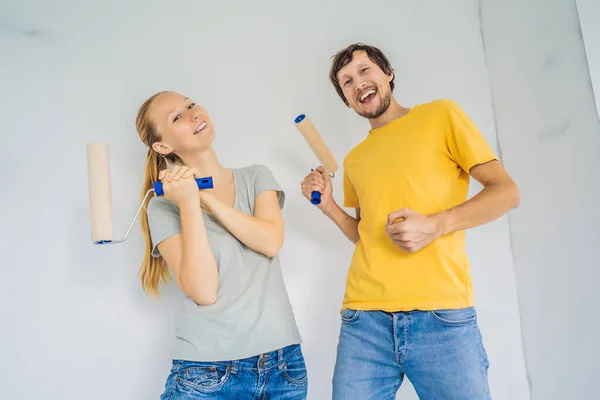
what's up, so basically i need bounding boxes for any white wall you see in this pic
[0,1,529,399]
[576,0,600,118]
[480,0,600,399]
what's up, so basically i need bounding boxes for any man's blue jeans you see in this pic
[332,307,491,399]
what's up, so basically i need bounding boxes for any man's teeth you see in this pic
[194,121,207,134]
[360,89,376,103]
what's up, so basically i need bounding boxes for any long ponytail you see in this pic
[136,91,182,296]
[139,149,170,296]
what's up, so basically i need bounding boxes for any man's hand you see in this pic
[385,208,444,252]
[300,166,334,212]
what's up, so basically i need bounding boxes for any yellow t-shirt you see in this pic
[342,99,498,312]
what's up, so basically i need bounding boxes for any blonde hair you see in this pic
[136,91,183,296]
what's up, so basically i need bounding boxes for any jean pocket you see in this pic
[283,348,308,386]
[340,308,361,323]
[428,307,477,326]
[176,363,231,394]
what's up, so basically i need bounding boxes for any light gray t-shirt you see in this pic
[146,164,302,362]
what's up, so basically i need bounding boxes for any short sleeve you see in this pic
[146,196,181,257]
[343,167,359,208]
[252,164,285,209]
[443,100,498,173]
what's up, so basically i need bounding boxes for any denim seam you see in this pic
[341,309,361,323]
[163,362,183,400]
[392,313,401,366]
[176,367,231,393]
[478,330,490,372]
[281,346,307,386]
[428,310,477,326]
[164,384,175,400]
[282,367,308,386]
[283,344,301,362]
[404,314,410,363]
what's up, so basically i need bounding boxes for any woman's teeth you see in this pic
[194,121,207,134]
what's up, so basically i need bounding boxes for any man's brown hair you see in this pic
[329,43,395,106]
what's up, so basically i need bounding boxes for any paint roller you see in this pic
[85,142,213,244]
[293,114,339,205]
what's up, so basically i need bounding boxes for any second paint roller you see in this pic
[294,114,339,205]
[86,142,213,245]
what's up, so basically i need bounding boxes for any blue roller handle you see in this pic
[308,168,322,205]
[311,191,321,205]
[153,176,214,197]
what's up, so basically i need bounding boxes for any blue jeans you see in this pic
[160,344,308,399]
[332,307,491,400]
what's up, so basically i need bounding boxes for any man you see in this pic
[300,43,520,399]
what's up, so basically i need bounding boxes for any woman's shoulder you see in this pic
[236,163,273,174]
[234,164,276,181]
[147,195,179,216]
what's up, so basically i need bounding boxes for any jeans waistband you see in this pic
[231,343,300,373]
[173,343,301,374]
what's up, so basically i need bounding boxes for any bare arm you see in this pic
[157,201,219,305]
[323,202,361,244]
[387,160,520,252]
[201,190,284,257]
[435,160,520,235]
[301,166,361,245]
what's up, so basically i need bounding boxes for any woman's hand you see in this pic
[158,165,201,207]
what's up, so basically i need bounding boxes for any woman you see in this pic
[135,91,307,399]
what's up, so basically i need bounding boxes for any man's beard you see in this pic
[357,90,392,119]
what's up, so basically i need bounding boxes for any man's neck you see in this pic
[368,99,411,130]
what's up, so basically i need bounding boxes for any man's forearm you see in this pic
[435,181,520,236]
[323,202,360,244]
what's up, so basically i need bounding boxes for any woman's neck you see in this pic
[179,147,230,183]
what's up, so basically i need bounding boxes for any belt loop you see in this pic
[175,361,184,373]
[230,360,238,374]
[277,347,285,370]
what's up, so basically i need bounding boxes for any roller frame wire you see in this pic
[94,188,154,245]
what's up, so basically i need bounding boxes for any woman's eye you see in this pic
[188,103,195,109]
[173,114,181,122]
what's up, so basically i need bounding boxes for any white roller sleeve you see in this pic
[86,142,114,242]
[294,115,339,174]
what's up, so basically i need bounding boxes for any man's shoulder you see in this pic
[412,98,458,113]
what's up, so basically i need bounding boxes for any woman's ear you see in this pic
[152,141,171,156]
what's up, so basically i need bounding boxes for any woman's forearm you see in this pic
[178,202,219,304]
[203,197,283,257]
